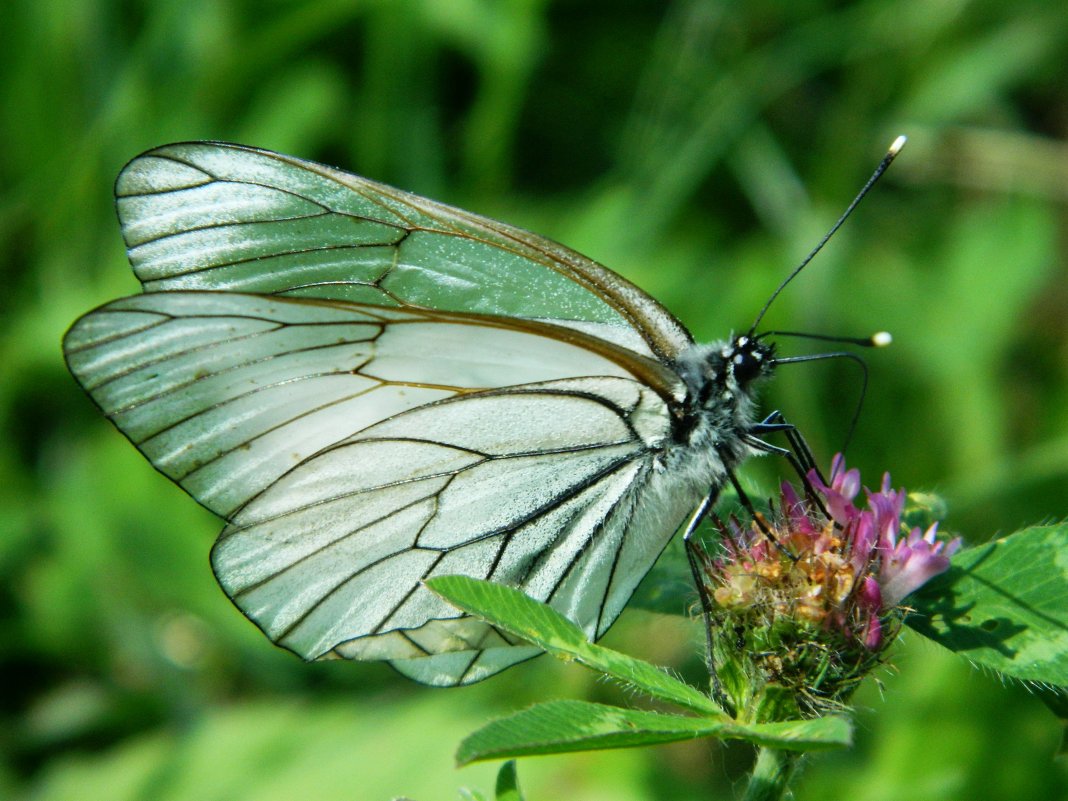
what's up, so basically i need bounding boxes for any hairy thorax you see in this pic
[660,335,777,496]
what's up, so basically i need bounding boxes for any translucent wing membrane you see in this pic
[116,142,693,361]
[65,142,700,685]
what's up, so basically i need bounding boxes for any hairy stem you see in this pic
[743,747,799,801]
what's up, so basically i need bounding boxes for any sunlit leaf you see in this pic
[456,700,851,764]
[907,523,1068,685]
[426,575,722,715]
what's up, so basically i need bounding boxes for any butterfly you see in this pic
[63,141,875,686]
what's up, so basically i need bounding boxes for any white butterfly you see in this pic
[63,142,789,686]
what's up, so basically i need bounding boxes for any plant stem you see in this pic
[743,747,799,801]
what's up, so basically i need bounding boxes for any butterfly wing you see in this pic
[65,143,701,684]
[213,371,696,686]
[65,293,699,684]
[115,141,693,360]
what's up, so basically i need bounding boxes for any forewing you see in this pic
[115,142,693,360]
[210,376,699,686]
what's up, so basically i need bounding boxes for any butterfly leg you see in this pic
[749,410,822,479]
[681,491,731,711]
[772,412,819,476]
[684,418,826,704]
[719,465,799,560]
[685,460,796,710]
[745,411,830,518]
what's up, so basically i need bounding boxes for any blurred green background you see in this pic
[3,0,1066,799]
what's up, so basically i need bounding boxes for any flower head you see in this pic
[808,454,962,612]
[697,455,961,717]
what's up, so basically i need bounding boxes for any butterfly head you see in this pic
[678,334,775,402]
[720,334,776,389]
[673,334,775,432]
[667,334,777,471]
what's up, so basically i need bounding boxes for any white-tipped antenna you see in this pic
[749,135,908,334]
[759,328,894,349]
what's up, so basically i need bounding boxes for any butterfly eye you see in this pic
[732,353,763,385]
[730,342,771,386]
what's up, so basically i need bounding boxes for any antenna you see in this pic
[773,349,872,452]
[759,329,893,349]
[748,135,907,335]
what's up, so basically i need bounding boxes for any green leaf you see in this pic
[494,761,523,801]
[1030,687,1068,757]
[742,716,853,751]
[906,523,1068,685]
[425,576,723,715]
[456,700,851,765]
[629,536,695,616]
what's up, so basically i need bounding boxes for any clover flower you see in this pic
[698,455,961,718]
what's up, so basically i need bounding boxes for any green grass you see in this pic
[3,1,1066,799]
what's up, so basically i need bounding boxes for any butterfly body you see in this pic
[64,142,777,685]
[671,336,775,464]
